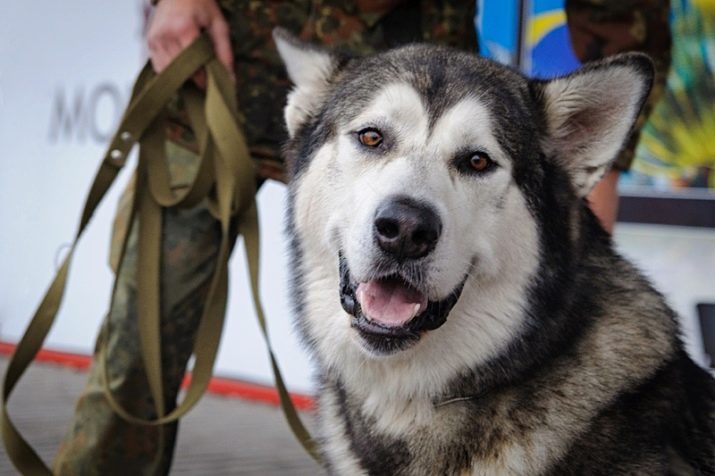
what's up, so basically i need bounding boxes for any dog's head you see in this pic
[275,30,653,367]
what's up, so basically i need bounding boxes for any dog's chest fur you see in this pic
[318,355,692,476]
[320,385,547,476]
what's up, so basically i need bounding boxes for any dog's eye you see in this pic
[465,152,496,174]
[454,151,496,176]
[469,153,493,173]
[358,128,383,148]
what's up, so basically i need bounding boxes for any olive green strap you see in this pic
[99,89,235,426]
[106,56,320,459]
[239,205,320,460]
[2,35,320,475]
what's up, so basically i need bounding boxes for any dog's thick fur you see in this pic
[274,29,715,475]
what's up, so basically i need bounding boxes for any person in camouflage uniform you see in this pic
[53,1,476,474]
[54,0,670,473]
[566,0,672,231]
[566,0,671,172]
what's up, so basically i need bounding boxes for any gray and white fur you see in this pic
[274,29,715,475]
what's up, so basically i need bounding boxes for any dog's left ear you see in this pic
[273,28,341,137]
[534,53,654,196]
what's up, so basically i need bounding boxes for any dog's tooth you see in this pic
[412,303,421,319]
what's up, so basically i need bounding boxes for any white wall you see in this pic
[614,223,715,368]
[1,2,713,398]
[0,0,146,354]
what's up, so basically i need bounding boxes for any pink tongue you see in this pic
[355,278,428,327]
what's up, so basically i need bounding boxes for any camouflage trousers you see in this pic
[53,149,236,475]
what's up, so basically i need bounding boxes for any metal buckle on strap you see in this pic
[104,128,137,168]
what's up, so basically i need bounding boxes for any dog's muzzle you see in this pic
[338,253,465,355]
[337,196,465,354]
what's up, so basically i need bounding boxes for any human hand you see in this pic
[147,0,234,87]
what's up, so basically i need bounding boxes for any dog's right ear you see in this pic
[273,28,340,137]
[533,53,653,197]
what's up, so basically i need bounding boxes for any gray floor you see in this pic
[0,357,323,475]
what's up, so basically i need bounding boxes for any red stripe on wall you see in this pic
[0,341,92,370]
[0,341,315,411]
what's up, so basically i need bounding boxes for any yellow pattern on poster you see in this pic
[692,0,715,16]
[528,10,566,47]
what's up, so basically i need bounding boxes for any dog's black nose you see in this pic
[373,196,442,261]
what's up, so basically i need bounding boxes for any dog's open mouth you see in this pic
[339,254,465,354]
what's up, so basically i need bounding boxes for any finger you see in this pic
[149,27,188,72]
[175,18,201,50]
[147,27,167,72]
[192,70,208,90]
[147,7,171,72]
[173,23,206,88]
[149,41,174,73]
[208,18,235,80]
[157,39,184,72]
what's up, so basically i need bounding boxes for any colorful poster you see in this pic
[477,0,581,76]
[479,0,715,192]
[633,0,715,190]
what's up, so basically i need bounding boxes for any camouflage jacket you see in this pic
[167,0,478,183]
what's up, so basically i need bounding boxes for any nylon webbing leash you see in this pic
[1,35,320,475]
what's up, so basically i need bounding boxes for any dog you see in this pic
[273,29,715,475]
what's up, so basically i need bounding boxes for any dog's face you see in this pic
[315,80,540,356]
[276,30,652,386]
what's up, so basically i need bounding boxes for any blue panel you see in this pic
[530,25,581,77]
[477,0,519,65]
